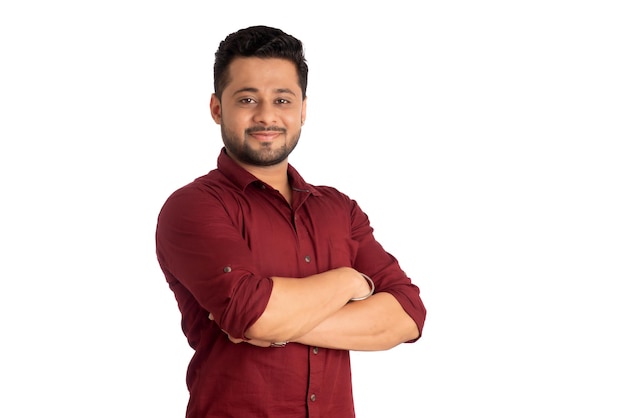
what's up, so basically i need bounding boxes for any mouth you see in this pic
[250,131,281,141]
[246,127,286,142]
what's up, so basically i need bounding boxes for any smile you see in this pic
[246,127,286,142]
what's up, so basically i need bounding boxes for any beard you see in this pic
[221,124,301,167]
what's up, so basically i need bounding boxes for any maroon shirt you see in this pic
[156,148,426,418]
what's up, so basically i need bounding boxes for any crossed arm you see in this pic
[214,266,420,351]
[158,187,424,352]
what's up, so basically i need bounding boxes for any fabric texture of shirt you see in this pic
[155,148,426,418]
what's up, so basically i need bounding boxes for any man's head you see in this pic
[213,26,308,101]
[210,26,308,168]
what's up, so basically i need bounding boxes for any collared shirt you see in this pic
[156,148,426,418]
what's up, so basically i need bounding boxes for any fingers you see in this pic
[208,312,270,347]
[208,312,244,343]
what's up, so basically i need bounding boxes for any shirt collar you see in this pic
[216,147,322,197]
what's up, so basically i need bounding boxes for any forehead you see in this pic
[225,57,301,96]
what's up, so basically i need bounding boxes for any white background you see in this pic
[1,1,625,417]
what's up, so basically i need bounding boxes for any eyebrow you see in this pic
[231,87,297,97]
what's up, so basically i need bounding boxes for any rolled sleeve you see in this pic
[350,201,427,340]
[156,185,272,340]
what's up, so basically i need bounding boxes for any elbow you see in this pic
[384,319,420,350]
[403,318,421,343]
[365,320,420,351]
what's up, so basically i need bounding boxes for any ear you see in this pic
[301,97,307,126]
[210,94,222,124]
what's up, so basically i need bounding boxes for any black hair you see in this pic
[213,25,308,99]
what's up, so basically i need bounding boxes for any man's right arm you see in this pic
[244,267,372,343]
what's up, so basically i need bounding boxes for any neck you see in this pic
[238,159,292,204]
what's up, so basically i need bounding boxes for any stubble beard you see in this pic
[221,125,301,167]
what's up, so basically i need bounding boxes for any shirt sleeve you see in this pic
[349,199,427,340]
[155,184,273,340]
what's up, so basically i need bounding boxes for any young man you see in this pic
[156,25,426,418]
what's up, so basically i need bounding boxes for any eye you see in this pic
[239,97,256,104]
[275,98,291,105]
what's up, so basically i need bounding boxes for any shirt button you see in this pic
[223,266,232,273]
[310,394,316,402]
[313,347,319,354]
[304,255,311,263]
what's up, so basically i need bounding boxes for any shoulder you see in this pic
[304,184,363,219]
[158,169,241,218]
[309,184,355,205]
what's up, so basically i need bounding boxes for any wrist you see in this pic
[350,273,375,301]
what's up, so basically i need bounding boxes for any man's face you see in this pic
[210,57,307,167]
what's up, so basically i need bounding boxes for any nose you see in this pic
[252,101,277,125]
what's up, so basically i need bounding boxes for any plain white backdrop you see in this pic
[1,1,625,417]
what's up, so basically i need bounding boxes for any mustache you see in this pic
[246,126,287,134]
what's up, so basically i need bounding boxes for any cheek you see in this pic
[283,109,303,126]
[222,111,249,129]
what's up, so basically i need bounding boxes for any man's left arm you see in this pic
[291,291,419,350]
[295,197,426,351]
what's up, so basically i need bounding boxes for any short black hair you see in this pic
[213,25,308,99]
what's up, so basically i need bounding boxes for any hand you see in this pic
[351,272,375,301]
[208,313,272,347]
[334,267,374,301]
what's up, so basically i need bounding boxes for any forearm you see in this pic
[292,292,419,351]
[245,267,371,342]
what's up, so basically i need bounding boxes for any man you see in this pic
[156,25,426,418]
